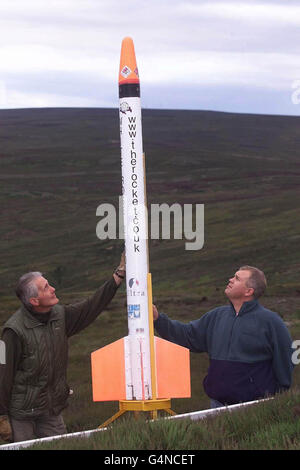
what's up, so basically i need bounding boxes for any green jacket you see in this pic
[4,304,69,419]
[2,277,119,420]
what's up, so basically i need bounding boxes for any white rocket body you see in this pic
[119,96,152,400]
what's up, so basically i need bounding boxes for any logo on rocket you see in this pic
[128,304,141,319]
[120,102,132,114]
[120,65,132,78]
[129,278,139,288]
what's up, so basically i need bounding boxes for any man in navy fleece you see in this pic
[153,265,294,408]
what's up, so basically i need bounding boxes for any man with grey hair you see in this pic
[153,265,294,408]
[15,271,46,309]
[0,252,125,443]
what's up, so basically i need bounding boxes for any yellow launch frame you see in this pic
[98,273,176,429]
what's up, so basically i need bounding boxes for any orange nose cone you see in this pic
[119,37,140,85]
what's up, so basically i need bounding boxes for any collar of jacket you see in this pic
[21,304,60,328]
[229,299,259,316]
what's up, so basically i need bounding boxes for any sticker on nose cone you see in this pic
[121,66,132,78]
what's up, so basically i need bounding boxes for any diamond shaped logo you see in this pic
[121,66,132,78]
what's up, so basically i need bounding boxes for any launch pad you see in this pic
[98,398,176,428]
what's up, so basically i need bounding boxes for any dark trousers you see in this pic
[11,413,67,442]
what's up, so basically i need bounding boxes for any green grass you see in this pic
[27,389,300,450]
[0,107,299,449]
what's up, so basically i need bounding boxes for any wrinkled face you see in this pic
[224,270,254,301]
[30,276,59,312]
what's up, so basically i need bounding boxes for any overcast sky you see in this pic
[0,0,299,115]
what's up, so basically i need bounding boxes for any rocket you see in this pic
[91,38,190,406]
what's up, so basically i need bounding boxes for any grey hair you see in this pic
[239,265,267,299]
[15,272,43,309]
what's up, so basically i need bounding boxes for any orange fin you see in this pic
[91,336,191,402]
[155,337,191,399]
[91,338,126,401]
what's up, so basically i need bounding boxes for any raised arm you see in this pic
[153,305,215,353]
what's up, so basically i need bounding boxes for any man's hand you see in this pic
[0,415,13,443]
[117,250,126,273]
[113,250,126,286]
[153,304,159,321]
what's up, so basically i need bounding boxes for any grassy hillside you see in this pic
[27,389,300,450]
[0,107,299,447]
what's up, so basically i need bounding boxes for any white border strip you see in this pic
[0,427,107,450]
[0,398,271,450]
[166,397,273,421]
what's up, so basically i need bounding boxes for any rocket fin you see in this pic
[155,336,191,399]
[91,336,191,402]
[91,338,127,402]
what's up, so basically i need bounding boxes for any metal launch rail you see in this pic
[0,398,271,450]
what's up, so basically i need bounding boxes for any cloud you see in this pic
[140,50,300,90]
[181,2,300,26]
[0,0,298,114]
[0,89,97,109]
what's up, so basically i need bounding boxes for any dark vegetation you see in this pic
[28,389,300,450]
[0,107,299,448]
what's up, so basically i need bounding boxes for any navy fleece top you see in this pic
[154,300,293,405]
